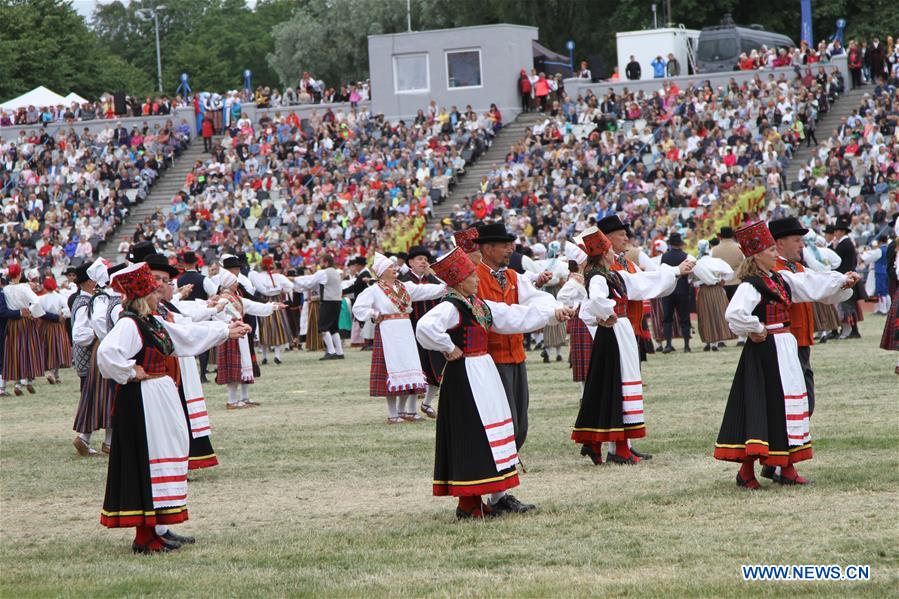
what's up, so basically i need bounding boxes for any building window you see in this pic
[393,54,429,94]
[446,49,482,89]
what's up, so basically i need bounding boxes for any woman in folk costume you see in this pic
[416,248,569,518]
[250,256,293,365]
[692,240,736,352]
[879,232,899,374]
[352,253,445,424]
[556,243,591,394]
[2,263,46,395]
[802,232,843,342]
[37,276,72,384]
[97,263,250,553]
[714,222,859,489]
[572,227,691,465]
[213,269,285,409]
[529,241,570,364]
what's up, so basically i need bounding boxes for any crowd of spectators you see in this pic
[1,119,191,268]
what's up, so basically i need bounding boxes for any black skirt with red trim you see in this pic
[713,339,812,467]
[176,379,218,470]
[433,357,520,497]
[100,382,189,528]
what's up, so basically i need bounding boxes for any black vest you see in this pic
[177,270,208,301]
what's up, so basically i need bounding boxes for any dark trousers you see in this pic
[663,293,691,345]
[495,362,529,450]
[199,350,209,376]
[797,345,815,416]
[203,136,211,151]
[806,129,818,146]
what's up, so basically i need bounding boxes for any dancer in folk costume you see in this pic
[880,225,899,374]
[177,250,219,381]
[71,263,104,456]
[861,236,892,315]
[37,276,72,384]
[294,254,346,360]
[400,246,446,419]
[352,253,445,423]
[692,240,736,352]
[714,222,859,489]
[1,263,47,395]
[220,255,262,378]
[572,228,691,465]
[213,268,285,409]
[416,248,570,518]
[97,263,250,553]
[250,256,293,365]
[528,241,570,364]
[557,243,591,394]
[802,232,843,342]
[831,215,863,339]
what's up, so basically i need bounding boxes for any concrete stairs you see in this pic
[783,87,866,185]
[430,112,546,227]
[100,139,211,260]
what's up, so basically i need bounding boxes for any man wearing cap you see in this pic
[474,222,569,464]
[178,251,217,380]
[400,245,445,419]
[660,232,694,353]
[832,216,861,339]
[293,254,346,360]
[70,264,102,455]
[343,257,375,350]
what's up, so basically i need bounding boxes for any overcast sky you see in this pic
[72,0,258,21]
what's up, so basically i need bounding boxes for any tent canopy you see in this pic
[64,92,89,105]
[0,86,68,112]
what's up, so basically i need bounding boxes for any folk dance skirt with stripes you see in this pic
[369,323,427,397]
[880,288,899,351]
[696,285,736,343]
[305,300,324,351]
[543,321,568,348]
[2,318,44,381]
[257,294,292,347]
[215,338,254,385]
[100,376,190,527]
[433,354,520,497]
[177,355,217,470]
[73,342,115,434]
[41,319,72,370]
[714,325,812,467]
[572,318,646,444]
[567,316,592,383]
[812,301,841,333]
[649,298,682,341]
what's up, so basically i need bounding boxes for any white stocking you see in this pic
[274,345,282,360]
[104,429,113,445]
[261,346,269,360]
[321,332,335,354]
[227,383,240,404]
[423,385,438,407]
[488,492,506,506]
[331,333,344,355]
[386,396,399,418]
[405,394,417,414]
[79,432,91,444]
[240,383,249,402]
[155,525,169,535]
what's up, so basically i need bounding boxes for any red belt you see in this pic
[463,350,488,357]
[380,313,410,321]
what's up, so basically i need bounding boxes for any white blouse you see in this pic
[579,266,677,325]
[691,256,734,286]
[37,291,70,319]
[352,281,445,322]
[2,283,45,317]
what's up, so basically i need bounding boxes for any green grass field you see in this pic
[1,316,897,597]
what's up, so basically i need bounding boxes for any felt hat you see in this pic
[475,222,515,244]
[453,227,481,254]
[734,221,776,257]
[597,215,628,235]
[577,226,612,257]
[144,253,180,278]
[768,216,809,240]
[431,247,476,287]
[110,263,159,299]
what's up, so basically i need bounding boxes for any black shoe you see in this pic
[319,353,336,361]
[717,342,726,348]
[261,358,268,365]
[736,341,745,347]
[336,354,345,359]
[711,345,719,352]
[158,536,182,550]
[630,447,652,460]
[607,453,640,465]
[818,334,828,344]
[683,346,691,353]
[132,541,174,554]
[541,350,549,363]
[760,465,777,481]
[556,354,563,362]
[200,375,209,383]
[655,345,664,352]
[848,331,861,339]
[580,444,603,465]
[703,344,711,352]
[662,346,675,354]
[490,494,536,514]
[360,345,373,351]
[162,530,196,544]
[455,504,501,520]
[274,357,282,365]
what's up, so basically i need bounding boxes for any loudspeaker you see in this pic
[114,92,127,115]
[587,55,604,82]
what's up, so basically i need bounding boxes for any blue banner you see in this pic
[800,0,813,46]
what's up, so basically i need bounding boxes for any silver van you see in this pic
[696,22,795,73]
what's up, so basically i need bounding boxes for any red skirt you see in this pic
[880,289,899,351]
[369,326,423,397]
[215,339,252,385]
[567,317,592,383]
[3,318,44,380]
[42,320,72,370]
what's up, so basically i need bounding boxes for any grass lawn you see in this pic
[1,316,896,597]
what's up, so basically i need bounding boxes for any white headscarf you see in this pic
[216,270,238,290]
[372,252,392,277]
[86,257,109,286]
[564,240,588,265]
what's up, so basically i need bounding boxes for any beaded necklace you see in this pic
[444,288,493,330]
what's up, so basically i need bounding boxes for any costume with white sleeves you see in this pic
[249,268,292,349]
[38,288,72,374]
[692,255,736,344]
[1,282,46,383]
[557,242,590,384]
[98,309,230,528]
[213,274,275,385]
[416,293,557,497]
[803,241,843,333]
[572,264,678,447]
[714,269,851,467]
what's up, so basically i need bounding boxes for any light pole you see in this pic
[137,5,167,94]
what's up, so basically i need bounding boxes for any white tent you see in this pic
[64,92,89,105]
[0,86,68,112]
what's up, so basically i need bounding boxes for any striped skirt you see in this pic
[2,318,44,381]
[258,295,292,347]
[812,302,841,333]
[880,289,899,351]
[649,298,682,341]
[73,343,116,434]
[567,317,592,383]
[696,285,735,343]
[214,338,252,385]
[305,300,324,351]
[543,321,568,348]
[42,320,72,370]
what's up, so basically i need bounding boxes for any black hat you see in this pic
[834,215,852,232]
[74,264,90,285]
[407,245,432,262]
[824,224,836,234]
[144,253,180,278]
[597,215,627,235]
[222,256,242,270]
[475,222,515,244]
[719,226,735,239]
[286,268,298,277]
[668,232,684,246]
[107,263,127,277]
[127,240,156,263]
[63,266,77,276]
[350,256,367,267]
[768,217,809,240]
[182,251,198,265]
[396,252,409,262]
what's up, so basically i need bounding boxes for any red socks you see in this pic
[780,464,809,484]
[615,441,636,461]
[458,496,481,514]
[738,458,760,489]
[134,525,165,550]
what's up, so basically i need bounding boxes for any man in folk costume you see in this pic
[177,251,218,381]
[416,248,570,518]
[97,262,250,553]
[714,222,859,489]
[1,263,47,396]
[399,245,445,419]
[293,254,346,360]
[831,215,862,339]
[342,257,371,348]
[37,276,72,384]
[352,253,445,423]
[221,255,262,379]
[214,264,285,409]
[71,264,102,455]
[250,256,292,365]
[572,228,692,465]
[473,222,570,489]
